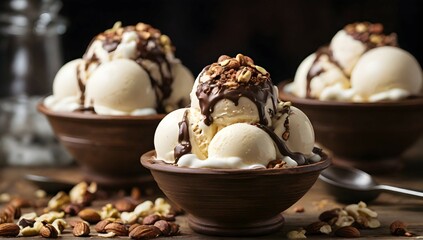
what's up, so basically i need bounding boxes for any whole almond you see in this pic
[104,222,128,236]
[154,220,171,236]
[40,223,59,238]
[73,221,90,237]
[78,208,101,224]
[129,223,141,232]
[142,214,161,225]
[335,226,360,238]
[115,198,136,212]
[0,223,20,237]
[129,225,161,239]
[95,219,112,233]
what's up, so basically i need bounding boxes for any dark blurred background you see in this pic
[60,0,423,84]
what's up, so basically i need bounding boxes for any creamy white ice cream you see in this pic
[154,54,321,169]
[45,22,194,115]
[351,46,423,102]
[85,59,156,115]
[287,22,422,102]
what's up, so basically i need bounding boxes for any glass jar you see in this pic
[0,0,71,166]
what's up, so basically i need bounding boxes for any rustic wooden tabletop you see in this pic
[1,143,423,239]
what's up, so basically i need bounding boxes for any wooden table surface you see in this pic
[1,145,423,239]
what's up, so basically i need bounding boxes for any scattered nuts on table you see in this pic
[304,221,332,235]
[0,223,20,237]
[114,198,136,212]
[78,208,101,224]
[0,180,181,239]
[390,220,413,237]
[334,226,361,238]
[104,221,128,236]
[39,221,59,238]
[72,221,90,237]
[129,225,161,239]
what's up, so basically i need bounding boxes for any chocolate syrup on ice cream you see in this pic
[196,54,277,126]
[76,22,175,113]
[174,109,192,162]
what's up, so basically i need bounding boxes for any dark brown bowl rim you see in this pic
[141,150,331,175]
[278,81,423,108]
[37,101,166,121]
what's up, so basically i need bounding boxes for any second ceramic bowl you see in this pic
[279,82,423,173]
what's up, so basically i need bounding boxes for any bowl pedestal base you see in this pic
[188,214,285,237]
[332,156,403,174]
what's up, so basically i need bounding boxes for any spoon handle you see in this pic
[376,185,423,199]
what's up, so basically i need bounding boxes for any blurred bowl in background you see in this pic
[38,102,164,188]
[279,82,423,173]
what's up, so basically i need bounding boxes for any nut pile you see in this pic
[287,201,380,239]
[0,181,181,239]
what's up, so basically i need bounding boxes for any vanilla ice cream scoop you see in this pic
[154,54,322,169]
[45,22,194,115]
[177,123,276,169]
[44,59,82,112]
[193,54,278,129]
[351,46,423,101]
[154,108,188,163]
[85,59,156,115]
[273,104,315,157]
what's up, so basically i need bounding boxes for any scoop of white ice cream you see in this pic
[191,55,277,130]
[330,29,366,76]
[154,108,188,163]
[351,46,423,101]
[285,53,316,98]
[273,105,315,157]
[52,59,82,99]
[177,123,276,169]
[85,59,157,115]
[187,108,217,159]
[309,54,350,100]
[44,59,82,112]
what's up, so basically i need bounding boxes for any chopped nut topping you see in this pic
[343,22,397,49]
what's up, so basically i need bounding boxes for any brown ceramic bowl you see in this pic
[141,150,330,237]
[278,82,423,173]
[38,102,165,187]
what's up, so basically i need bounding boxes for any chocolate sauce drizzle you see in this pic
[174,110,192,162]
[255,123,305,165]
[74,23,175,113]
[305,46,344,98]
[196,68,277,126]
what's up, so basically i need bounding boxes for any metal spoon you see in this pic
[319,165,423,203]
[25,174,75,193]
